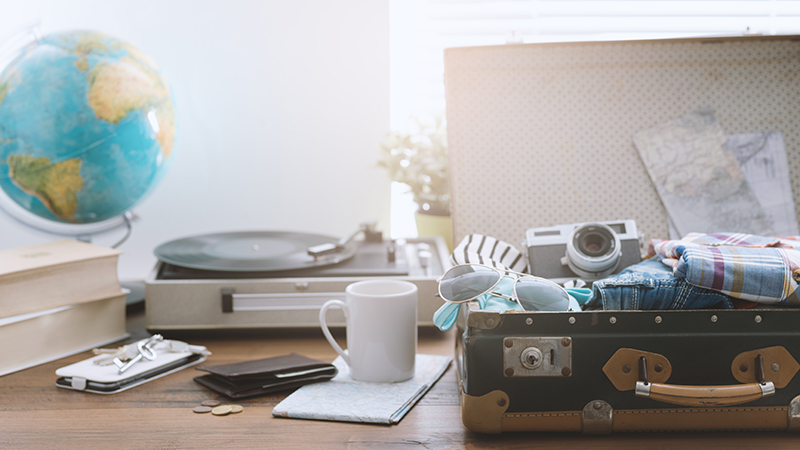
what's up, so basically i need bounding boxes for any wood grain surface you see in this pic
[2,310,800,449]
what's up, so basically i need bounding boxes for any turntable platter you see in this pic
[153,231,356,272]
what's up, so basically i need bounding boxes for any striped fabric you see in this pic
[650,233,800,306]
[450,234,527,273]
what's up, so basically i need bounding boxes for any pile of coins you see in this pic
[192,399,244,416]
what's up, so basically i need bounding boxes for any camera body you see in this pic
[525,220,642,281]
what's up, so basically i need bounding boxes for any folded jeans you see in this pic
[585,257,734,311]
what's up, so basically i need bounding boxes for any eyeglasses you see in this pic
[436,264,570,312]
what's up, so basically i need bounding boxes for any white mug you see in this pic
[319,280,417,383]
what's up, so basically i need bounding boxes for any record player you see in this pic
[144,223,451,330]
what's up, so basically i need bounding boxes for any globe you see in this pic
[0,30,175,226]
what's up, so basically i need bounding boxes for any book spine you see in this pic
[0,293,128,377]
[0,256,121,319]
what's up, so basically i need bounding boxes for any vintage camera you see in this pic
[525,220,642,281]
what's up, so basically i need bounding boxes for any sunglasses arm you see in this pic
[489,291,515,301]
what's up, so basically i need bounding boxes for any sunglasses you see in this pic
[436,264,570,311]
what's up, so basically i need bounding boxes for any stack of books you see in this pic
[0,239,128,377]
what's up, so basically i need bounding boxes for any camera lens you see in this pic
[565,223,621,279]
[576,230,612,257]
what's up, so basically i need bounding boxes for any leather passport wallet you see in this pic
[193,353,337,399]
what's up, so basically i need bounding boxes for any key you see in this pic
[113,335,162,374]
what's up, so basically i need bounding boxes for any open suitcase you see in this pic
[444,35,800,434]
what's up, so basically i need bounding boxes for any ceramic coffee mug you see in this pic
[319,280,417,383]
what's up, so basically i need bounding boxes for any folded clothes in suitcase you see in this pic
[443,34,800,433]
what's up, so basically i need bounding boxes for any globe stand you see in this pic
[71,211,137,249]
[0,185,138,248]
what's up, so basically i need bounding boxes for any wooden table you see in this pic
[2,309,800,449]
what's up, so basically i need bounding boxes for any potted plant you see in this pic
[378,114,452,249]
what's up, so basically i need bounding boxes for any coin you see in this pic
[229,405,243,414]
[211,405,232,416]
[193,406,212,414]
[201,400,221,407]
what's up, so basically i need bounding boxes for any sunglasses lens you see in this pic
[514,277,570,311]
[439,265,502,303]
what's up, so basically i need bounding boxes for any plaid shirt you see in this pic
[649,233,800,306]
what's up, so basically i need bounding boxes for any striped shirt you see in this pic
[450,234,527,272]
[650,233,800,306]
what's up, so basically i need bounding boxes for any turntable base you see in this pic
[144,237,450,330]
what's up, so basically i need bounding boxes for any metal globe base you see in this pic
[0,187,137,248]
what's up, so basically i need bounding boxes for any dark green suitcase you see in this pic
[456,303,800,433]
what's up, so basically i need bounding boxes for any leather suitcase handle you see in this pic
[635,380,775,407]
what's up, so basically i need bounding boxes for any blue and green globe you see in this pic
[0,30,175,224]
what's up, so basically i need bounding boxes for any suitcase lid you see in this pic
[444,35,800,246]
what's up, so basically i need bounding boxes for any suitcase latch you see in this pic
[503,337,572,377]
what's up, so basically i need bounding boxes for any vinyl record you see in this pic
[153,231,355,272]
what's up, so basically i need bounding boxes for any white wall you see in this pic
[0,0,392,283]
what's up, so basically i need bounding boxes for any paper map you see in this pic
[667,131,799,239]
[272,354,452,424]
[727,131,799,237]
[634,109,775,238]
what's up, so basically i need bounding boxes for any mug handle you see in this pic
[319,299,349,366]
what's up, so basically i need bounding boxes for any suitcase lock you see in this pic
[520,347,544,370]
[503,337,572,377]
